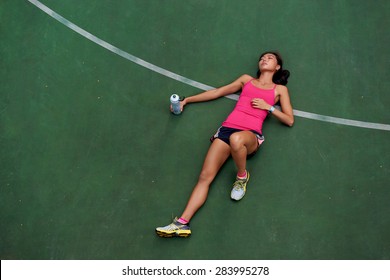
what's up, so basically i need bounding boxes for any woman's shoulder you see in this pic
[275,84,288,93]
[275,84,288,89]
[238,74,255,85]
[240,74,255,80]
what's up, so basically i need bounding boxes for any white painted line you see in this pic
[27,0,390,131]
[292,109,390,130]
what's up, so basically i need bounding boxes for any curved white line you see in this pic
[27,0,390,131]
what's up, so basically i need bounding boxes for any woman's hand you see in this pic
[251,98,271,111]
[170,99,187,113]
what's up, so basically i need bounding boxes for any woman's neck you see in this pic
[257,72,274,86]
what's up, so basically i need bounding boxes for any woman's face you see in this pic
[259,53,280,72]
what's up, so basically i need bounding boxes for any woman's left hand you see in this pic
[251,98,271,111]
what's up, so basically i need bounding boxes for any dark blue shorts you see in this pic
[210,126,264,148]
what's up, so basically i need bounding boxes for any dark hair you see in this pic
[257,51,290,85]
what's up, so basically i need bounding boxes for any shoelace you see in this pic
[233,179,245,191]
[162,223,180,230]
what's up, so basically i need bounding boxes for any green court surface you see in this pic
[1,0,389,260]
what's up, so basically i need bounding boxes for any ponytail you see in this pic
[273,69,290,85]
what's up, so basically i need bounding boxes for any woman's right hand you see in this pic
[170,99,186,113]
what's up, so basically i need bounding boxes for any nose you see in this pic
[260,58,268,63]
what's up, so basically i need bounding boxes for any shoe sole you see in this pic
[155,230,191,238]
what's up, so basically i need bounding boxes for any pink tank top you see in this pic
[222,80,276,134]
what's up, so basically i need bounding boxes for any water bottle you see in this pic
[170,94,181,115]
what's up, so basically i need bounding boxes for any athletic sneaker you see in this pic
[155,217,191,238]
[230,172,250,201]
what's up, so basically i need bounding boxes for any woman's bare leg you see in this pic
[180,139,231,221]
[229,131,258,175]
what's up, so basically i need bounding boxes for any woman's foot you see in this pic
[155,217,191,238]
[230,171,250,201]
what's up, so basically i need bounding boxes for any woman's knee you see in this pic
[198,169,216,184]
[229,132,258,154]
[229,133,245,150]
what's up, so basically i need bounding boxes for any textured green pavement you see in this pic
[1,0,389,259]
